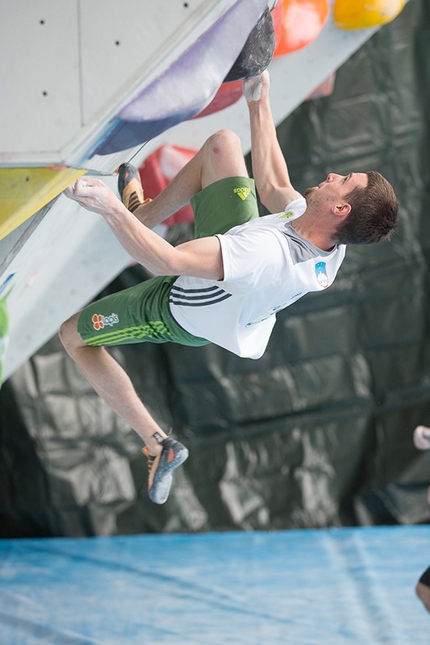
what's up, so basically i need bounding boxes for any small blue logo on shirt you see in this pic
[315,262,329,288]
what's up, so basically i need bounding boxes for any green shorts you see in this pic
[78,176,258,347]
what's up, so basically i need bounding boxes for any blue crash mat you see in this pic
[0,526,429,644]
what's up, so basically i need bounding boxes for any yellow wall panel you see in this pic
[0,167,86,240]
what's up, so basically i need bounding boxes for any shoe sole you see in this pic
[149,440,189,504]
[117,163,144,212]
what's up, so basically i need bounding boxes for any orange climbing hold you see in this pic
[333,0,405,30]
[272,0,330,56]
[306,72,336,101]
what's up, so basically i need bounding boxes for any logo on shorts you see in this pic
[233,187,251,201]
[92,313,119,330]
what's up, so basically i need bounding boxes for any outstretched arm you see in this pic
[243,71,302,213]
[64,178,224,280]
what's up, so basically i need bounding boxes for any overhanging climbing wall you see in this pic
[0,0,406,381]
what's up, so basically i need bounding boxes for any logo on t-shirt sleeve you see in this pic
[315,262,329,288]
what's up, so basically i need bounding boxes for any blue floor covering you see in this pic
[0,525,429,644]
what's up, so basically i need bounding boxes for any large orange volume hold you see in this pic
[272,0,330,56]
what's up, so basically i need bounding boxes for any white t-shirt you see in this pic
[169,197,346,359]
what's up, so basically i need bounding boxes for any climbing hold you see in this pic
[272,0,330,56]
[138,145,197,226]
[0,167,86,240]
[333,0,405,30]
[192,81,243,119]
[306,72,336,101]
[224,7,275,81]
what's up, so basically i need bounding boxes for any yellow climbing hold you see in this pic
[0,166,86,240]
[333,0,405,30]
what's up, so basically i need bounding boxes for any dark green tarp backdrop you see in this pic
[1,0,430,538]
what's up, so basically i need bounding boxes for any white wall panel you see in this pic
[79,0,208,123]
[0,1,81,157]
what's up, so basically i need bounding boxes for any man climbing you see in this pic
[61,71,399,504]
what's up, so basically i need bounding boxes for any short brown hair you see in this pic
[335,171,399,245]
